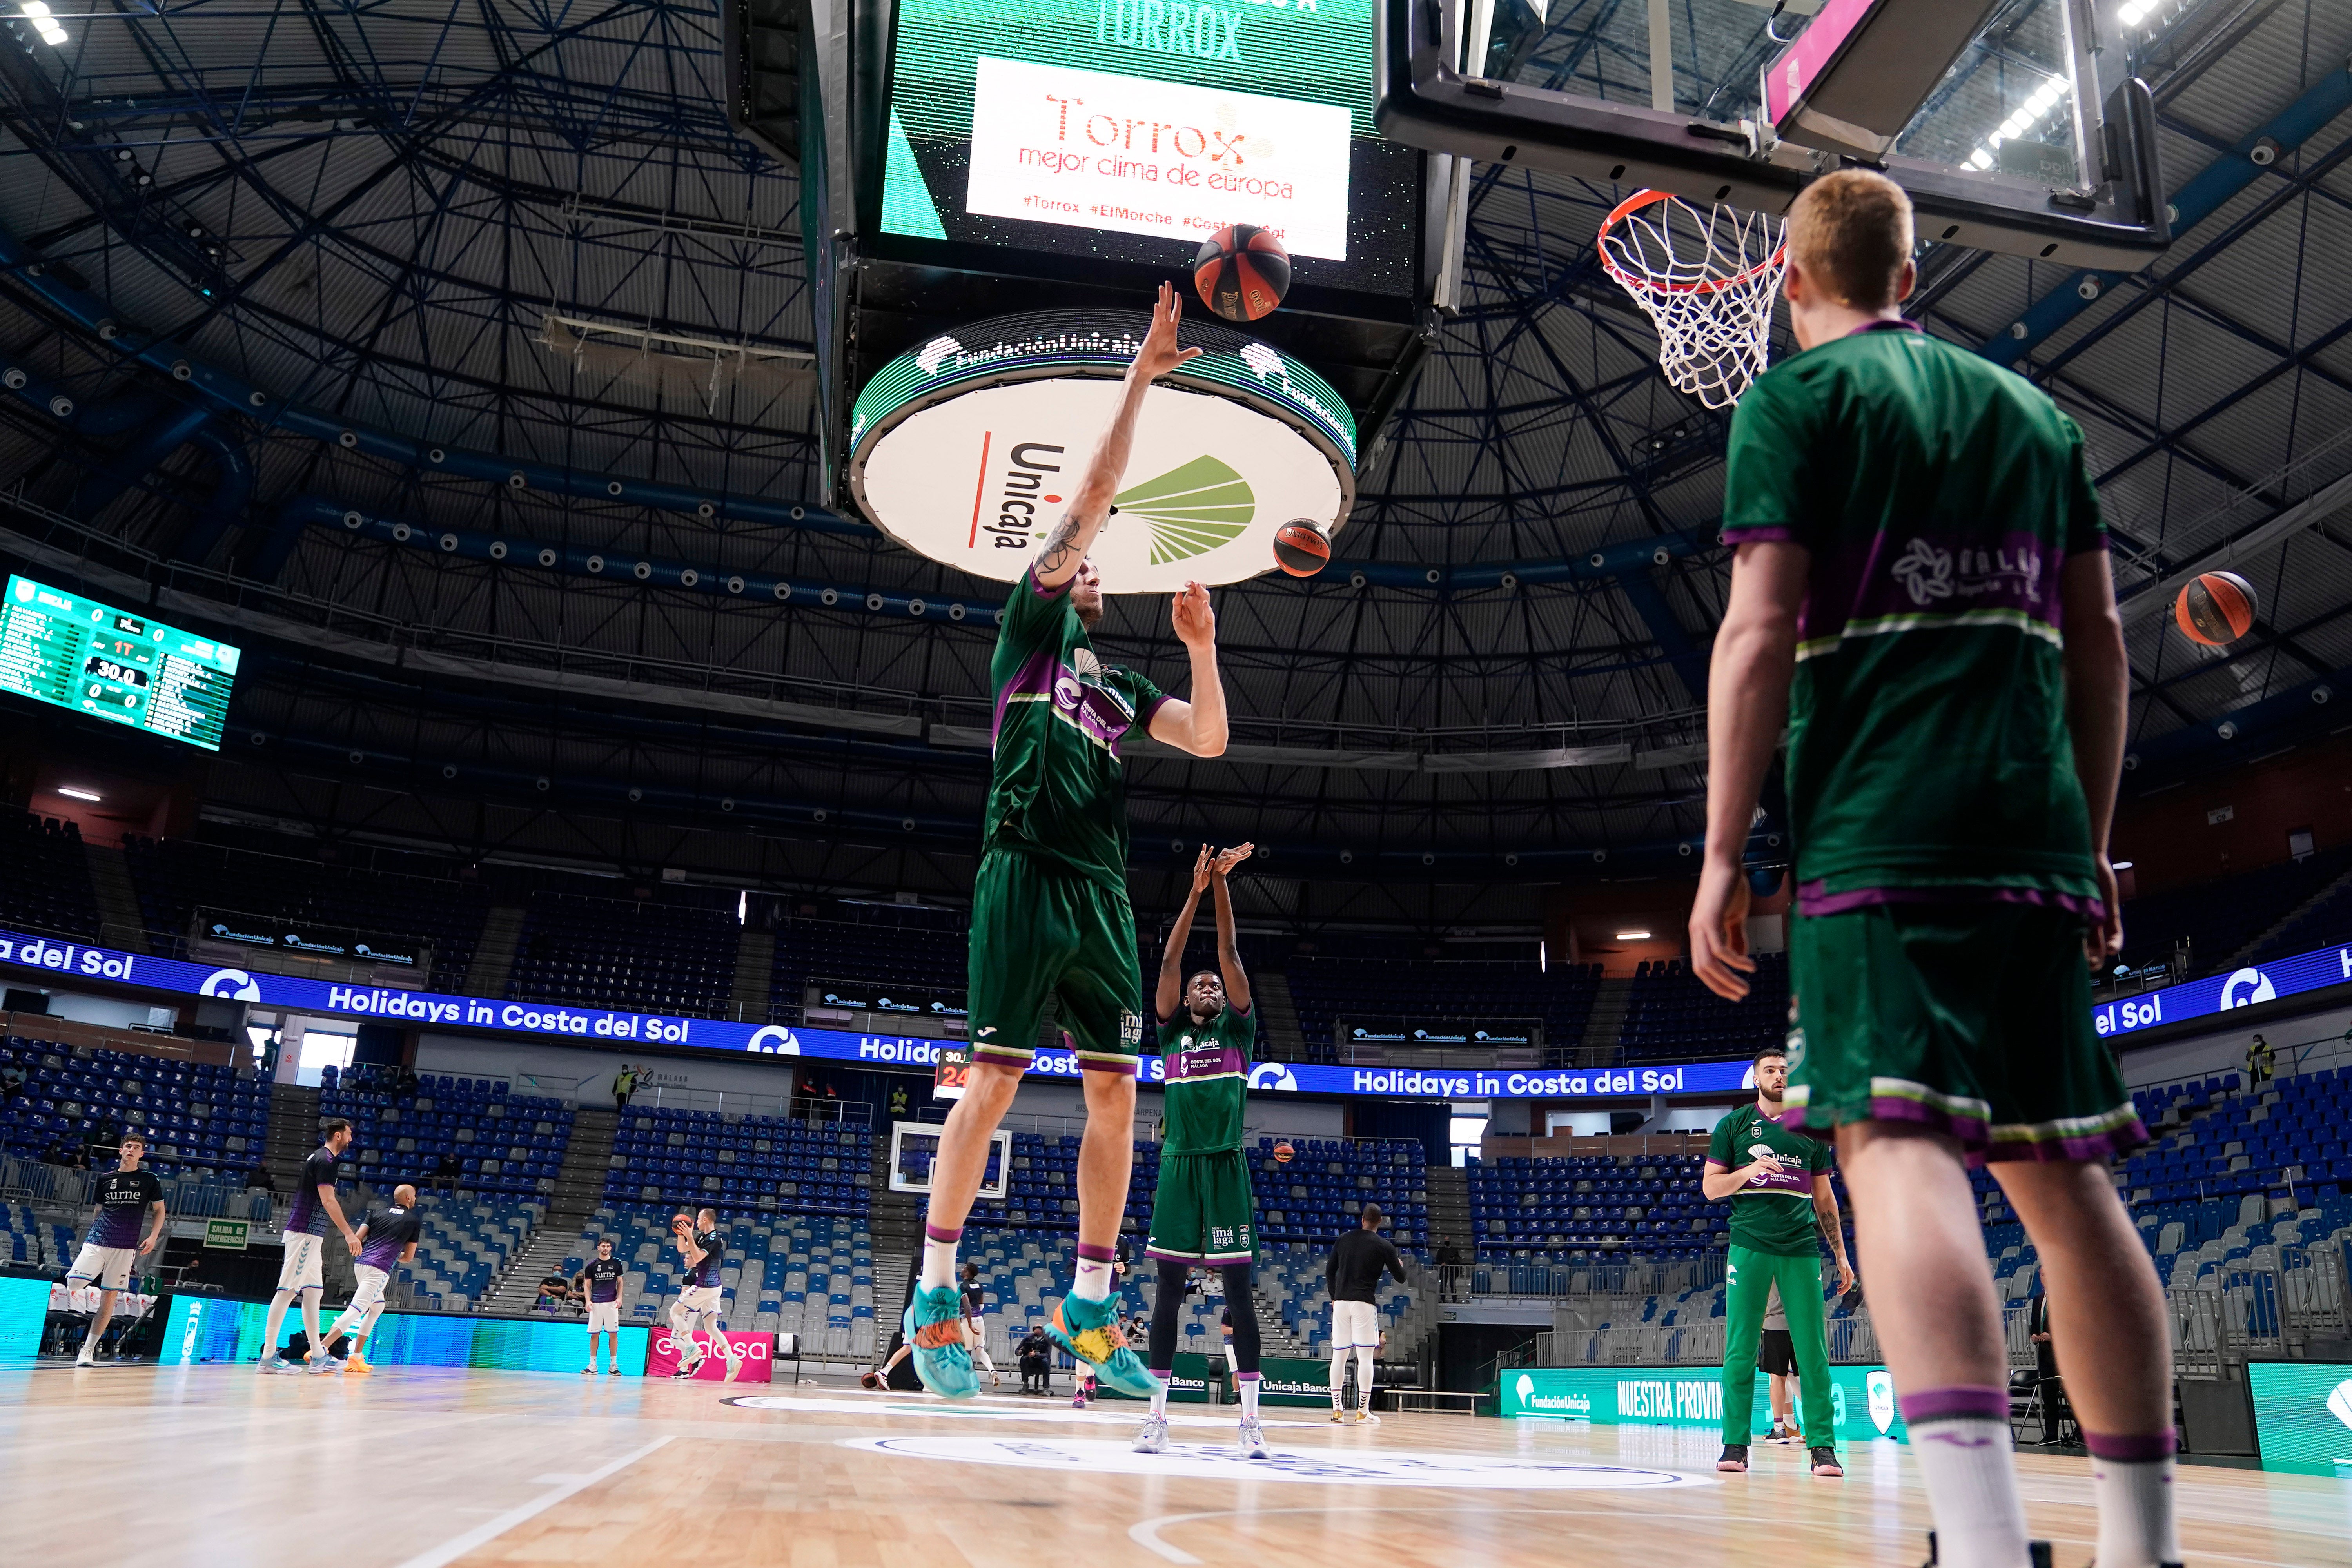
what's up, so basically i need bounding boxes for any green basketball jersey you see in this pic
[984,568,1169,891]
[1707,1102,1831,1257]
[1720,322,2107,913]
[1157,1004,1254,1155]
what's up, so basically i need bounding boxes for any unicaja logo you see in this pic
[199,968,261,1001]
[2221,967,2277,1008]
[1867,1370,1896,1434]
[1246,1063,1298,1092]
[1515,1373,1534,1403]
[746,1025,800,1055]
[2327,1378,2352,1430]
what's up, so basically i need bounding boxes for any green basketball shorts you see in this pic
[966,848,1143,1075]
[1786,900,2147,1164]
[1144,1151,1257,1265]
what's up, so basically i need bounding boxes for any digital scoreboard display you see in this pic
[0,576,238,751]
[876,0,1417,300]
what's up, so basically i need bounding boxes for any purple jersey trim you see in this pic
[1168,1044,1247,1081]
[1795,880,2105,920]
[1028,567,1073,600]
[358,1239,406,1271]
[1136,692,1172,737]
[1719,524,1799,546]
[1784,1096,2148,1167]
[2084,1429,2177,1462]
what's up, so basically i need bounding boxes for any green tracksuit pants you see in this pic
[1720,1244,1835,1445]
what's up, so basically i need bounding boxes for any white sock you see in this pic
[1150,1372,1170,1417]
[1356,1347,1376,1410]
[261,1292,291,1362]
[920,1228,960,1292]
[1239,1375,1261,1420]
[1071,1251,1114,1302]
[2089,1448,2181,1567]
[1907,1408,2029,1568]
[1330,1351,1347,1405]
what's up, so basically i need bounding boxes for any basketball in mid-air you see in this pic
[1193,224,1292,322]
[1273,519,1330,577]
[2176,570,2257,646]
[1273,1141,1294,1164]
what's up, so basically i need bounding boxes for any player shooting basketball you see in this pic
[904,282,1233,1402]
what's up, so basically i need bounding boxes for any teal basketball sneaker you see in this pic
[1048,1295,1155,1399]
[904,1284,979,1400]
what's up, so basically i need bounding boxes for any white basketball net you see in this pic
[1598,192,1788,410]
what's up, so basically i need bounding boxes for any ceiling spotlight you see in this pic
[56,785,102,802]
[2112,861,2134,871]
[1614,930,1651,941]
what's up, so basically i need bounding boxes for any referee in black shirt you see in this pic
[1325,1204,1406,1423]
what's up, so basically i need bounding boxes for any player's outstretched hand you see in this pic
[1131,281,1203,382]
[1172,580,1215,648]
[1191,844,1214,893]
[1689,857,1756,1001]
[1213,842,1254,878]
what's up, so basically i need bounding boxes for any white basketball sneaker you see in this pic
[1131,1414,1169,1454]
[1238,1418,1272,1459]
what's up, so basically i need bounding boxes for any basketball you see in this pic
[2176,570,2258,646]
[859,1370,882,1389]
[1273,519,1330,577]
[1193,224,1292,323]
[1273,1141,1294,1164]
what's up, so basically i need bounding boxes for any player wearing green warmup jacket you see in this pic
[1703,1044,1855,1475]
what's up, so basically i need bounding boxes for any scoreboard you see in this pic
[872,0,1419,303]
[0,575,239,751]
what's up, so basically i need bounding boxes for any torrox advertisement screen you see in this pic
[875,0,1417,299]
[2246,1360,2352,1477]
[1497,1364,1911,1445]
[159,1294,652,1373]
[1,574,239,751]
[12,922,2339,1100]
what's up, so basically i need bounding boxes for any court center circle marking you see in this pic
[837,1434,1712,1488]
[722,1394,1319,1428]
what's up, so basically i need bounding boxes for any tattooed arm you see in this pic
[1034,281,1201,590]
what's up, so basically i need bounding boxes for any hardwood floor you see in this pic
[1,1367,2343,1567]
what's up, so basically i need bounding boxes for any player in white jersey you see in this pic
[67,1133,167,1367]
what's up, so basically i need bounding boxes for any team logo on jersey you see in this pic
[1069,648,1102,679]
[1119,1009,1142,1047]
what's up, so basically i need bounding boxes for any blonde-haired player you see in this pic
[309,1183,421,1374]
[1692,168,2175,1568]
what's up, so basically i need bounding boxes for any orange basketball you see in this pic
[1194,224,1292,323]
[1273,519,1330,577]
[2175,570,2257,647]
[1273,1141,1294,1164]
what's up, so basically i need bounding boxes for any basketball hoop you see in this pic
[1597,191,1788,410]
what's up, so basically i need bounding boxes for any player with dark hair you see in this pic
[959,1261,999,1390]
[668,1207,725,1377]
[583,1236,628,1375]
[1691,168,2173,1568]
[65,1132,165,1368]
[1133,843,1269,1459]
[261,1118,358,1375]
[1703,1044,1853,1475]
[310,1182,421,1375]
[1325,1203,1406,1424]
[906,282,1231,1402]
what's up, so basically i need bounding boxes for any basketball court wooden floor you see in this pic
[2,1367,2345,1568]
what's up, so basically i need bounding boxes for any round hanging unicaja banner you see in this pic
[847,310,1356,596]
[837,1434,1710,1489]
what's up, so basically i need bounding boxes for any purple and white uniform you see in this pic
[324,1201,421,1347]
[69,1167,162,1292]
[277,1145,343,1293]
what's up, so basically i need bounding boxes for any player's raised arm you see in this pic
[1143,582,1229,757]
[1158,847,1212,1022]
[1210,843,1253,1013]
[1035,281,1201,591]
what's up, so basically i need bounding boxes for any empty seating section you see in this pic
[1618,955,1791,1064]
[1247,1136,1428,1247]
[0,1201,73,1267]
[582,1207,875,1356]
[319,1070,574,1200]
[0,813,101,938]
[390,1199,541,1312]
[769,911,969,1021]
[0,1041,266,1180]
[604,1107,872,1216]
[2118,846,2352,976]
[121,836,488,979]
[1284,956,1601,1060]
[1470,1153,1726,1262]
[508,893,737,1014]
